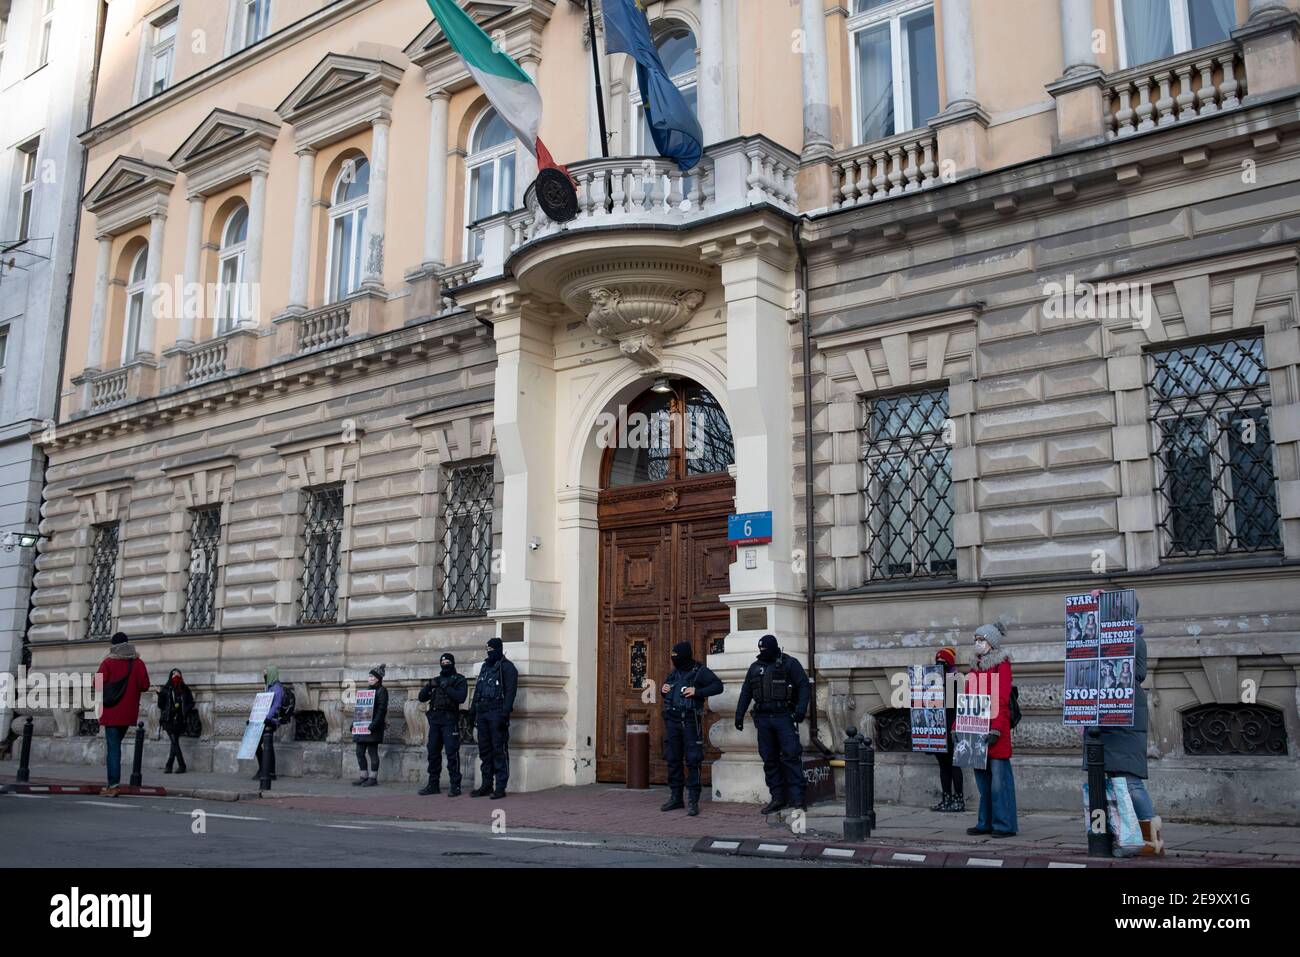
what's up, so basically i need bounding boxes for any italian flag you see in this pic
[423,0,563,172]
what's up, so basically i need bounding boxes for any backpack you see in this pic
[1009,685,1022,729]
[276,685,296,724]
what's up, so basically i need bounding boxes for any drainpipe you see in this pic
[794,218,833,758]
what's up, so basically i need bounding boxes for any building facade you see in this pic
[16,0,1300,822]
[0,0,102,750]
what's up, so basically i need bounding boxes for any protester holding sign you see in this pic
[964,623,1017,837]
[352,664,389,787]
[253,665,286,781]
[929,647,964,813]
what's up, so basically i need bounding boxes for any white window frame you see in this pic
[463,108,518,260]
[122,246,148,365]
[139,6,179,102]
[324,159,369,305]
[1,16,10,77]
[1114,0,1237,69]
[230,0,271,53]
[847,0,937,147]
[0,326,9,391]
[215,205,249,334]
[38,0,55,68]
[630,21,698,155]
[17,140,40,242]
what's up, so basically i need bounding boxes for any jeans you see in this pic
[104,725,126,787]
[1111,772,1156,820]
[974,758,1018,833]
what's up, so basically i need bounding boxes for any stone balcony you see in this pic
[829,125,943,210]
[1103,39,1246,139]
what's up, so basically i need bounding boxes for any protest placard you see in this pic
[908,665,947,753]
[952,693,990,770]
[236,691,276,760]
[352,689,376,737]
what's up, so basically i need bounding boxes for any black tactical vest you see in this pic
[478,662,504,706]
[432,677,455,711]
[754,657,791,709]
[668,667,701,712]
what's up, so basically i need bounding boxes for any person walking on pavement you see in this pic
[418,653,467,796]
[965,622,1018,837]
[735,634,811,814]
[97,632,151,797]
[930,647,965,812]
[254,664,286,781]
[353,664,389,787]
[157,668,195,774]
[659,641,723,817]
[470,638,517,799]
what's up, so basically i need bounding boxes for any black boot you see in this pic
[490,788,507,799]
[951,794,965,813]
[418,779,440,796]
[164,765,173,774]
[687,794,700,817]
[660,790,685,812]
[471,783,493,797]
[760,797,787,815]
[176,764,186,775]
[448,785,462,797]
[930,794,952,812]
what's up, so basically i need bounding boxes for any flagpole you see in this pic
[587,0,610,158]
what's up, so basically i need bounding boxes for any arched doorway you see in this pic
[596,378,736,784]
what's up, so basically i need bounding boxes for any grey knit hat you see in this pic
[973,622,1006,647]
[369,663,386,680]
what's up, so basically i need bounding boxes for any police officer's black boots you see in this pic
[660,789,685,812]
[418,778,440,796]
[470,783,493,797]
[687,794,700,816]
[448,784,461,797]
[760,797,787,814]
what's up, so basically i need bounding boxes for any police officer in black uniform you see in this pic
[660,641,723,817]
[735,634,811,814]
[417,652,468,796]
[470,637,518,799]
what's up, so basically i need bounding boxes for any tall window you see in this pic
[216,204,249,333]
[849,0,939,145]
[1117,0,1236,67]
[38,0,55,68]
[1,17,9,75]
[122,247,148,364]
[235,0,271,51]
[326,158,368,303]
[0,327,8,390]
[862,387,955,580]
[1149,337,1280,558]
[605,381,735,486]
[183,506,222,631]
[17,140,39,242]
[299,483,344,624]
[439,463,494,614]
[633,23,698,152]
[87,522,120,640]
[464,108,516,259]
[146,10,178,98]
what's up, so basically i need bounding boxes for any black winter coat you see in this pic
[419,672,468,719]
[354,685,389,744]
[157,681,195,733]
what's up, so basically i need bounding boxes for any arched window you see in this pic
[465,107,517,259]
[216,204,249,333]
[604,380,734,487]
[634,23,698,153]
[326,157,369,304]
[121,246,148,364]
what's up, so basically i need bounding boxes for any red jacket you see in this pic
[963,658,1013,760]
[97,649,151,728]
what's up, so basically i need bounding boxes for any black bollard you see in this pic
[17,716,33,783]
[259,727,274,791]
[861,734,876,833]
[843,727,867,841]
[129,721,145,788]
[1085,727,1112,857]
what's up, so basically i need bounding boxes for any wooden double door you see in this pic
[596,473,735,785]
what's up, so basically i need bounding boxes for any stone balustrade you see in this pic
[1104,40,1245,139]
[184,337,229,385]
[90,369,129,410]
[831,127,941,209]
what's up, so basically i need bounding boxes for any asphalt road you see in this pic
[0,792,825,868]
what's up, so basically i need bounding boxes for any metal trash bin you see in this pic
[626,720,650,789]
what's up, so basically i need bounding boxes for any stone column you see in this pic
[85,236,113,370]
[799,0,832,155]
[424,91,450,268]
[1046,0,1108,148]
[1248,0,1292,21]
[698,0,725,146]
[286,147,316,313]
[138,211,167,359]
[1234,2,1300,102]
[244,169,269,324]
[516,57,540,207]
[930,0,989,176]
[361,118,390,291]
[179,196,204,345]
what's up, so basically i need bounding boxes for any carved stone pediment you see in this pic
[276,52,406,149]
[84,155,176,236]
[560,260,712,368]
[170,107,280,198]
[406,0,556,93]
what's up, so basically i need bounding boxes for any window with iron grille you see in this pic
[183,506,222,632]
[87,522,120,639]
[1148,337,1280,558]
[861,387,955,580]
[299,484,344,624]
[438,463,494,614]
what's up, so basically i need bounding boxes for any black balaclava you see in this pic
[670,641,694,671]
[486,637,503,663]
[758,634,780,663]
[440,654,456,676]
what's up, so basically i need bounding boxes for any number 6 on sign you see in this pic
[728,511,772,546]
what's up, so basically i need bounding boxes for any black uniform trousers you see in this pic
[475,708,509,791]
[663,711,703,798]
[426,712,462,787]
[754,712,804,803]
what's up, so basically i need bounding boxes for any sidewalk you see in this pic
[5,761,1297,864]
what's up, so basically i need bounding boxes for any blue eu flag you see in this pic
[602,0,703,171]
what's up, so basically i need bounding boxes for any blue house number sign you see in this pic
[728,511,773,546]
